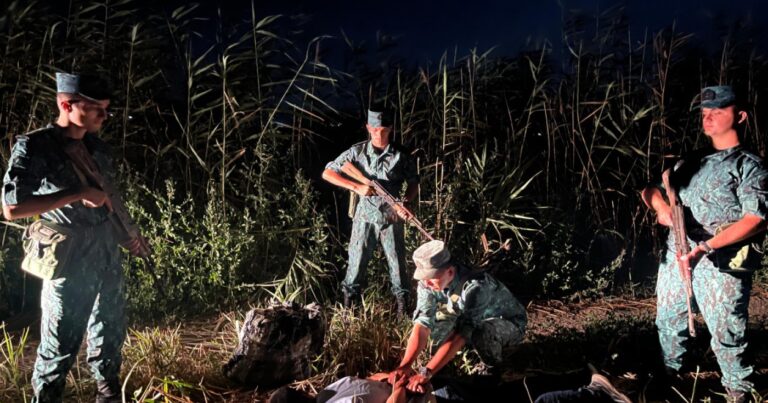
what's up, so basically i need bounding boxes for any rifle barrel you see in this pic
[662,168,696,337]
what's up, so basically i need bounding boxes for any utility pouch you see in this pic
[21,220,75,280]
[712,223,765,274]
[348,191,359,219]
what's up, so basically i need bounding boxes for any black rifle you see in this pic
[341,161,434,240]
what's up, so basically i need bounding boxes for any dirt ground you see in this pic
[5,286,768,402]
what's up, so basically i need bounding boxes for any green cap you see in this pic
[412,240,452,280]
[367,108,393,128]
[56,72,112,101]
[700,85,735,108]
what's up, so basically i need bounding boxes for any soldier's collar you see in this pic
[366,141,393,157]
[442,264,469,295]
[704,144,742,161]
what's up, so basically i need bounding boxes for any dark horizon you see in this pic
[28,0,768,69]
[246,0,767,67]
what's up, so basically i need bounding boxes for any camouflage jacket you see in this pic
[2,124,116,227]
[665,145,768,271]
[412,264,527,342]
[325,141,419,224]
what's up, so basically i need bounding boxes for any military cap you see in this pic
[700,85,736,109]
[56,72,113,101]
[413,240,452,280]
[367,108,393,128]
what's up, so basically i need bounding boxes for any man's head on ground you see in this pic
[413,240,456,291]
[366,107,393,149]
[698,85,747,140]
[56,72,112,133]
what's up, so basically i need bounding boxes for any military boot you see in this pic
[95,379,121,403]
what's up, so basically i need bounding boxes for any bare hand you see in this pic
[405,373,429,394]
[387,366,414,386]
[391,372,408,388]
[80,187,113,211]
[388,372,408,403]
[655,204,673,227]
[122,236,150,257]
[393,204,413,221]
[679,245,705,268]
[355,184,375,197]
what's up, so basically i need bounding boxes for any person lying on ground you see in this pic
[267,372,435,403]
[534,372,631,403]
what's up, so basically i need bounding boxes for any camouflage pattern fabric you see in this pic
[326,141,419,298]
[2,124,125,402]
[413,265,527,365]
[325,141,419,225]
[655,145,768,393]
[3,125,119,226]
[657,251,752,392]
[342,219,408,298]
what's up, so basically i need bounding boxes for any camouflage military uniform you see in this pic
[655,146,768,392]
[412,264,527,365]
[2,124,125,402]
[326,141,419,299]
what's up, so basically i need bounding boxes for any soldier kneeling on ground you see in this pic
[388,240,527,394]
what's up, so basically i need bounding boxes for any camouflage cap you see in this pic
[56,72,113,101]
[700,85,735,109]
[367,108,393,128]
[413,240,451,280]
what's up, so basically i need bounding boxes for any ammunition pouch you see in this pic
[711,223,765,274]
[21,220,75,280]
[348,191,358,219]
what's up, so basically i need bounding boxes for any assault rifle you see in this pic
[341,161,434,241]
[662,167,697,337]
[64,140,156,270]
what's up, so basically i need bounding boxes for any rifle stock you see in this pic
[341,162,434,240]
[662,168,697,337]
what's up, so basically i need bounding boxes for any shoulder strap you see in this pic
[69,160,90,187]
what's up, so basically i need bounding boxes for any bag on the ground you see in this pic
[223,301,325,388]
[21,220,74,280]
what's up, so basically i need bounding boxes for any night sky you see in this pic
[246,0,768,65]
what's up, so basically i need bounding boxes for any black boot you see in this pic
[343,292,360,308]
[644,366,682,401]
[95,379,121,403]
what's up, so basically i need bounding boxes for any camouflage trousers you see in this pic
[32,223,125,403]
[342,219,408,298]
[656,246,752,392]
[431,317,525,366]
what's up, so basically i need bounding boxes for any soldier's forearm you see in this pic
[426,332,466,374]
[2,189,82,220]
[398,323,430,369]
[322,168,361,193]
[707,214,767,250]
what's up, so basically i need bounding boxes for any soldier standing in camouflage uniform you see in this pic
[322,108,419,313]
[641,86,768,402]
[388,240,527,393]
[2,72,144,403]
